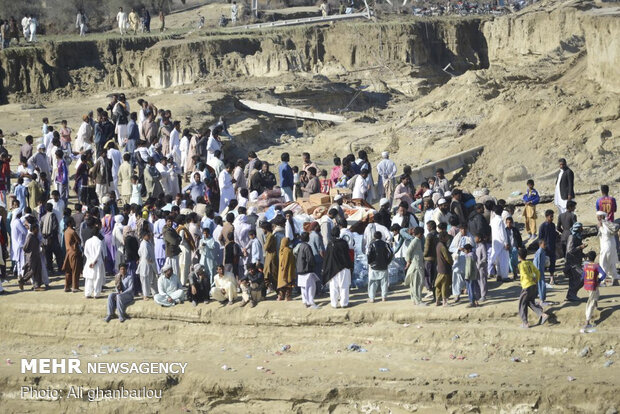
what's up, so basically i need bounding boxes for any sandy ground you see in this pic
[0,271,619,413]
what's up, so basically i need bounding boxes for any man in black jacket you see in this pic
[367,231,394,303]
[554,158,575,214]
[322,227,354,308]
[296,232,320,308]
[468,204,491,240]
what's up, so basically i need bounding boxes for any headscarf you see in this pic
[570,222,583,237]
[277,237,295,289]
[114,214,124,225]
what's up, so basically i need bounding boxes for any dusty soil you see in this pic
[0,275,619,413]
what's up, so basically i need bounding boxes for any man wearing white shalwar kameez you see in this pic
[154,263,186,306]
[206,133,222,164]
[489,206,510,281]
[597,211,618,282]
[449,225,476,300]
[322,228,354,308]
[112,215,125,272]
[116,8,128,35]
[218,164,236,214]
[11,216,28,278]
[138,233,158,298]
[83,235,106,298]
[376,151,397,201]
[106,142,122,198]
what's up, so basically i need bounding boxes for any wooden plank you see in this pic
[229,11,370,31]
[409,146,484,184]
[238,99,347,124]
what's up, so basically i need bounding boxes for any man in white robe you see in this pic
[352,169,370,200]
[449,224,476,300]
[84,234,106,298]
[138,232,158,298]
[106,141,122,198]
[169,121,182,166]
[489,206,510,281]
[597,211,618,283]
[11,215,28,279]
[208,150,225,178]
[154,263,186,306]
[75,115,93,152]
[376,151,397,201]
[116,8,128,35]
[206,132,222,164]
[218,163,236,214]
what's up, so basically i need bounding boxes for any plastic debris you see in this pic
[526,350,535,355]
[114,347,122,353]
[450,354,466,360]
[71,350,79,356]
[379,368,389,372]
[281,345,291,352]
[604,360,614,368]
[468,373,479,378]
[403,323,410,328]
[6,358,13,365]
[452,335,460,341]
[77,344,83,348]
[567,376,576,381]
[246,354,252,359]
[604,350,615,357]
[417,325,423,329]
[579,346,591,357]
[511,357,521,363]
[128,347,136,352]
[347,344,361,352]
[420,357,430,361]
[221,365,231,371]
[257,366,264,370]
[580,327,597,334]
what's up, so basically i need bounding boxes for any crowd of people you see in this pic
[0,93,617,330]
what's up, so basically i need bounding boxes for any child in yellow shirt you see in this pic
[517,248,549,328]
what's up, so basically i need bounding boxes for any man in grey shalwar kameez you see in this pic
[105,263,135,322]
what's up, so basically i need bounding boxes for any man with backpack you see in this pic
[367,231,394,303]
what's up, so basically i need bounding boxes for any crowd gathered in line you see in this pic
[0,92,617,330]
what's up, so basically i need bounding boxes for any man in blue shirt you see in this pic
[278,152,294,202]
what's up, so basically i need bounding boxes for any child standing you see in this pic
[582,251,607,329]
[522,179,540,241]
[532,239,548,306]
[517,248,549,328]
[319,169,331,194]
[463,244,480,307]
[538,210,557,284]
[474,234,488,302]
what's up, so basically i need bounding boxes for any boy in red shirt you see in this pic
[581,251,607,329]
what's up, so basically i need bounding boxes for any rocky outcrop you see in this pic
[0,20,489,102]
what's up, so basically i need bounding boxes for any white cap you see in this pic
[334,195,343,201]
[380,197,389,206]
[444,191,452,197]
[38,143,46,150]
[381,151,389,158]
[423,190,432,198]
[161,263,173,272]
[438,198,447,205]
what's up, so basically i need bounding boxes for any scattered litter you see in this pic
[114,347,122,353]
[128,347,136,352]
[511,357,521,363]
[77,344,83,348]
[526,350,535,355]
[385,354,391,358]
[257,366,264,370]
[245,354,252,359]
[452,335,460,341]
[450,354,466,360]
[221,365,231,371]
[379,368,389,372]
[579,346,591,357]
[71,350,79,356]
[604,350,615,357]
[468,373,479,378]
[6,358,13,365]
[580,327,597,334]
[274,351,283,356]
[281,345,291,352]
[420,357,430,361]
[347,344,368,353]
[417,325,423,329]
[220,348,225,352]
[92,354,99,358]
[510,191,522,197]
[101,347,109,355]
[567,376,576,382]
[542,346,568,355]
[604,360,614,368]
[402,323,410,327]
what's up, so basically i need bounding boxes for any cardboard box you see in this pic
[309,193,331,205]
[298,199,330,215]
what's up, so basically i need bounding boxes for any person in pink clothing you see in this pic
[330,157,342,187]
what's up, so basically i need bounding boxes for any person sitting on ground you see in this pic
[187,263,210,306]
[210,264,238,306]
[239,263,264,308]
[105,263,135,323]
[154,262,186,307]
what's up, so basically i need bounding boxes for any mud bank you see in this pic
[0,19,488,102]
